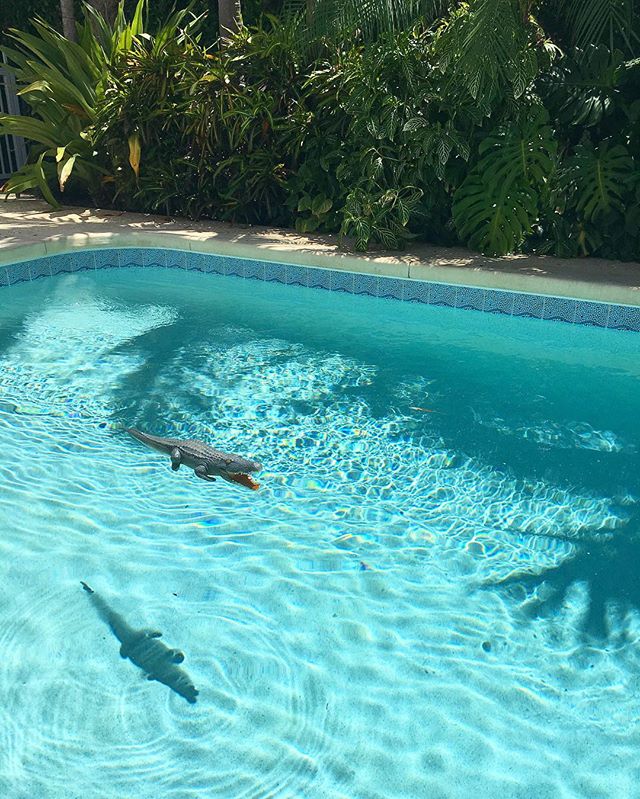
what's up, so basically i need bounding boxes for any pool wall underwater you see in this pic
[2,246,640,332]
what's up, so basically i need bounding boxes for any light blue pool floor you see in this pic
[1,268,639,798]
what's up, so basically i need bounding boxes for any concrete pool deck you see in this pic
[1,197,639,306]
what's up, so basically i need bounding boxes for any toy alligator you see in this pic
[127,428,262,490]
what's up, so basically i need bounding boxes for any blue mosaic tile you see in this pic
[607,304,640,332]
[207,255,227,275]
[285,264,308,286]
[378,276,405,300]
[28,257,52,280]
[70,251,95,272]
[331,270,354,293]
[94,249,119,270]
[429,282,457,308]
[118,248,145,268]
[543,296,577,324]
[7,261,31,285]
[484,289,515,316]
[48,254,70,276]
[404,280,430,303]
[225,257,246,278]
[455,286,486,311]
[574,300,610,328]
[307,268,332,290]
[244,259,265,281]
[187,252,210,273]
[264,262,287,283]
[165,249,187,270]
[2,248,639,336]
[143,248,166,268]
[353,274,379,297]
[512,292,545,319]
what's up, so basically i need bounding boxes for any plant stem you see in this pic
[218,0,243,42]
[59,0,76,42]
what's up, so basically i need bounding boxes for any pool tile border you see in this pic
[2,247,639,333]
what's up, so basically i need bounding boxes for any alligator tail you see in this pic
[126,427,143,441]
[126,428,171,453]
[81,581,131,642]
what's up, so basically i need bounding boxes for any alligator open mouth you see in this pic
[227,473,260,490]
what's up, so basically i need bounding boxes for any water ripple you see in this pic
[0,270,638,798]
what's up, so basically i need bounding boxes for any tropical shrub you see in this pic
[1,0,639,260]
[537,47,640,258]
[0,1,148,205]
[92,16,312,222]
[298,28,482,249]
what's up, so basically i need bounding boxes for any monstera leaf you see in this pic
[542,45,624,128]
[453,176,539,255]
[561,140,633,221]
[452,112,557,255]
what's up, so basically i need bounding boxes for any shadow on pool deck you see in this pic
[1,197,640,300]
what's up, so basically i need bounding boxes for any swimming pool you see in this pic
[1,256,639,798]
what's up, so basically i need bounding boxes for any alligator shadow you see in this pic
[81,582,198,703]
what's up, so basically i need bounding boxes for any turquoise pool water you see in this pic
[1,266,639,798]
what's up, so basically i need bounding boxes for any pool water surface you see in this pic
[0,266,639,798]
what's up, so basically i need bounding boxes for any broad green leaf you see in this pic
[0,115,59,148]
[128,134,142,177]
[58,154,77,191]
[403,117,428,133]
[295,216,320,233]
[562,141,632,221]
[311,195,332,215]
[35,152,61,208]
[453,113,556,255]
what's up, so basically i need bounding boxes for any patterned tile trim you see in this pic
[2,248,639,332]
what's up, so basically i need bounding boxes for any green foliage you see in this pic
[341,187,423,251]
[561,0,638,56]
[433,0,541,114]
[1,0,639,260]
[563,140,632,221]
[282,0,448,49]
[0,1,219,47]
[1,0,68,44]
[548,139,640,257]
[535,41,640,258]
[542,45,623,128]
[453,111,557,254]
[302,29,478,249]
[0,1,204,206]
[93,16,308,221]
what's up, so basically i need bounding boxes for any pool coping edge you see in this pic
[0,228,639,309]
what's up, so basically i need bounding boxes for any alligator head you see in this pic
[217,455,263,491]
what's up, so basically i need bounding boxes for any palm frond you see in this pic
[562,0,638,56]
[434,0,539,111]
[282,0,450,45]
